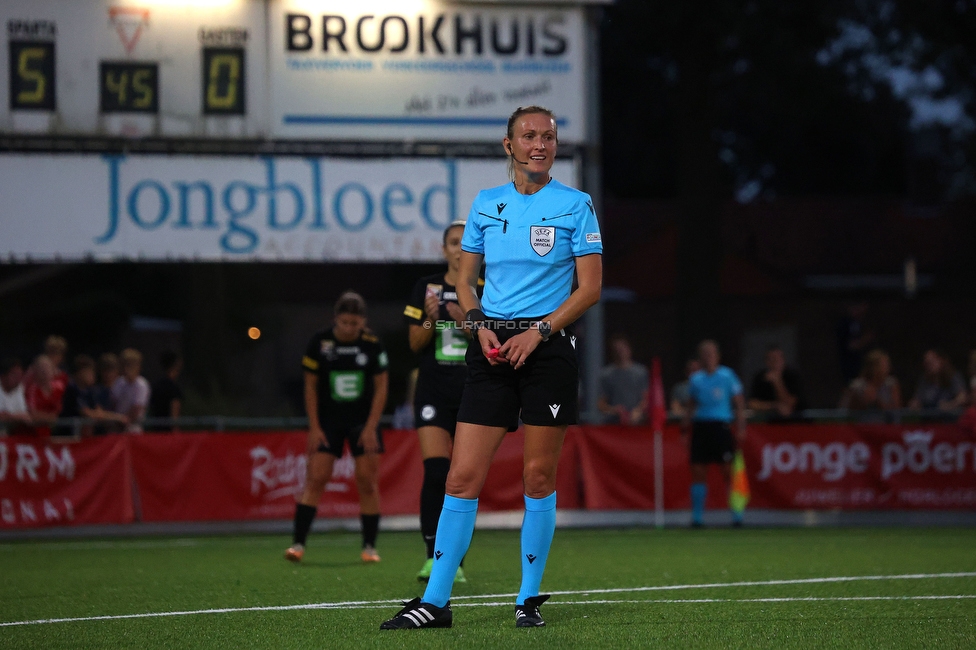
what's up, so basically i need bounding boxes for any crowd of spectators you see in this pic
[0,335,184,438]
[4,325,976,436]
[598,333,976,427]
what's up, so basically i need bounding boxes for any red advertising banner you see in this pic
[743,423,976,510]
[130,430,428,521]
[575,423,976,511]
[130,429,580,522]
[4,423,974,529]
[0,435,134,528]
[479,428,582,511]
[576,425,728,510]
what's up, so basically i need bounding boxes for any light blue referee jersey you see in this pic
[688,366,743,422]
[460,179,603,319]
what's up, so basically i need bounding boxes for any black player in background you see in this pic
[403,220,474,584]
[286,291,389,563]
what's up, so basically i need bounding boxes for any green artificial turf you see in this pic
[1,527,974,649]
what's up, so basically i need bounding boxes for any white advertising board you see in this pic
[269,0,586,142]
[0,0,268,138]
[0,153,578,262]
[1,1,588,143]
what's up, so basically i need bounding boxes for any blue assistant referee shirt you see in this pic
[688,366,743,422]
[460,179,603,319]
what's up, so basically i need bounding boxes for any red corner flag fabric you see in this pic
[650,357,667,433]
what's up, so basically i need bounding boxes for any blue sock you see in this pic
[517,492,557,606]
[691,483,707,525]
[422,495,478,607]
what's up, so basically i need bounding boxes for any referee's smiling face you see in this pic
[505,112,557,175]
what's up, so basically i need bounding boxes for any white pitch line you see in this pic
[448,571,976,601]
[2,571,974,628]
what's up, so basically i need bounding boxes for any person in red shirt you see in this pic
[25,355,65,437]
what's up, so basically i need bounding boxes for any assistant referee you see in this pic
[381,105,603,630]
[681,339,747,527]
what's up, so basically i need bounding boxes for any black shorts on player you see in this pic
[413,374,462,436]
[457,321,579,429]
[316,424,386,458]
[689,420,736,464]
[413,398,461,437]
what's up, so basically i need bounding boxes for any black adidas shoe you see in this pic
[380,597,452,630]
[515,594,550,628]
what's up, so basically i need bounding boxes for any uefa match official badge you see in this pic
[530,226,555,257]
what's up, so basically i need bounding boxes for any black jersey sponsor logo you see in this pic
[497,202,507,215]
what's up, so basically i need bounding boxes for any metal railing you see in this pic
[2,407,967,440]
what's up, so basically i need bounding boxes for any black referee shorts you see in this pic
[457,320,579,430]
[690,420,736,465]
[316,424,385,458]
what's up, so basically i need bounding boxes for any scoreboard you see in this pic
[1,0,591,143]
[1,0,266,139]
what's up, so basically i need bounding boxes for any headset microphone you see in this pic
[508,145,530,166]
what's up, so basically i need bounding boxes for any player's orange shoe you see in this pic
[360,546,381,563]
[284,544,304,563]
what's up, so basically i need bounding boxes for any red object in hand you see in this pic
[487,348,500,359]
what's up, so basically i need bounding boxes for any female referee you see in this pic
[286,291,389,563]
[403,220,473,584]
[381,106,603,630]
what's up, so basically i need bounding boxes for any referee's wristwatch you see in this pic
[534,320,552,342]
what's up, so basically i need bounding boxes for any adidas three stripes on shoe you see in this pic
[379,598,453,629]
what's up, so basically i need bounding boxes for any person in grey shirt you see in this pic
[597,335,648,425]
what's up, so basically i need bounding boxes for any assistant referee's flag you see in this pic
[729,450,751,515]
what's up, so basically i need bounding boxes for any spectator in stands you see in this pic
[25,355,65,437]
[45,335,69,385]
[839,349,902,413]
[908,349,967,412]
[0,358,31,434]
[836,302,875,382]
[748,346,804,419]
[95,353,120,412]
[22,335,69,391]
[58,355,129,437]
[597,335,648,425]
[148,350,184,433]
[112,348,150,433]
[670,358,701,417]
